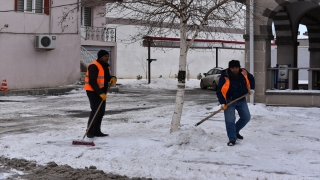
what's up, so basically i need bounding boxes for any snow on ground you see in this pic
[0,78,320,180]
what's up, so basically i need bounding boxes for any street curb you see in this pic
[0,85,119,96]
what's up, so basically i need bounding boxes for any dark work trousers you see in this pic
[86,91,106,135]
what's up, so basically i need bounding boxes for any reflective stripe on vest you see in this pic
[220,69,250,102]
[84,61,105,91]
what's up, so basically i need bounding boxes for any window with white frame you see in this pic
[81,7,92,27]
[16,0,44,13]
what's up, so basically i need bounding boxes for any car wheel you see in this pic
[200,80,207,89]
[212,81,217,91]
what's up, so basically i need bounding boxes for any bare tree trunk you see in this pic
[98,0,245,133]
[170,3,187,133]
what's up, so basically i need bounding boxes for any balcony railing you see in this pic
[80,46,96,68]
[81,26,116,42]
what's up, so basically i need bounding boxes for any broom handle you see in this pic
[195,93,249,127]
[82,85,111,140]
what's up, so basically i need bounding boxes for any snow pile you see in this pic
[164,127,216,151]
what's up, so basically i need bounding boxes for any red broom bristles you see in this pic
[72,141,95,146]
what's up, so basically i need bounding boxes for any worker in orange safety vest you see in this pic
[84,50,117,138]
[216,60,255,146]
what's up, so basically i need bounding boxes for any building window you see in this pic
[15,0,50,15]
[81,7,92,27]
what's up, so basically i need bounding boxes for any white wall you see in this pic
[0,0,81,90]
[104,2,246,79]
[109,25,245,79]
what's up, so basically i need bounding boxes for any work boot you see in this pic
[237,133,243,140]
[86,128,95,138]
[227,140,236,146]
[95,132,109,137]
[87,134,95,138]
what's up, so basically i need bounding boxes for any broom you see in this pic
[72,85,111,146]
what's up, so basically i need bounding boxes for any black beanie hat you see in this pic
[229,60,241,68]
[97,50,109,60]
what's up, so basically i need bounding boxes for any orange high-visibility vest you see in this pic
[84,61,105,91]
[221,68,250,102]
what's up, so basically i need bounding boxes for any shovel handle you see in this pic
[195,93,249,127]
[195,108,222,126]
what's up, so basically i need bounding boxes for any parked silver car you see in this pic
[200,67,224,91]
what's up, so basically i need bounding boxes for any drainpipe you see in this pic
[49,0,52,34]
[249,0,254,104]
[77,0,79,34]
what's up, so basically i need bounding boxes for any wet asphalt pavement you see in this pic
[67,87,220,118]
[118,87,219,105]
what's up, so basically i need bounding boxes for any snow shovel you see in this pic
[72,85,111,146]
[195,93,249,127]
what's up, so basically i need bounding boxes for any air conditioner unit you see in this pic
[35,35,57,50]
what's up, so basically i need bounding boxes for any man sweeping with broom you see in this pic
[84,50,117,138]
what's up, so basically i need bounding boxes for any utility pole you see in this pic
[146,36,156,84]
[216,47,218,67]
[249,0,254,104]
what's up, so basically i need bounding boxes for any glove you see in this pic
[110,76,117,85]
[99,93,107,101]
[221,104,227,110]
[249,89,255,95]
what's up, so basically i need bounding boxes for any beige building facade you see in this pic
[0,0,81,90]
[242,0,320,106]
